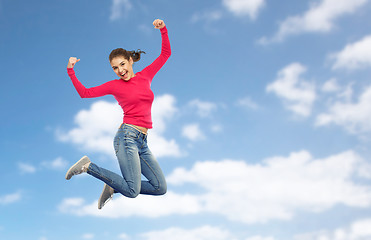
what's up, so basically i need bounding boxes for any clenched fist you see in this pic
[67,57,80,68]
[153,19,165,29]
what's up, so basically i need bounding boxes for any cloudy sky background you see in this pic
[1,0,371,239]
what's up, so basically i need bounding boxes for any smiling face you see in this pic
[110,56,135,81]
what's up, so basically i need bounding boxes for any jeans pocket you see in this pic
[124,129,138,139]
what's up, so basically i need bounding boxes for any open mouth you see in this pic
[120,71,127,78]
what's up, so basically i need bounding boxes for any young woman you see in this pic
[65,19,171,209]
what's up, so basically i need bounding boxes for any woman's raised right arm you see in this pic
[67,57,113,98]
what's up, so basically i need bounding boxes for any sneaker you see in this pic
[65,156,91,180]
[98,184,114,209]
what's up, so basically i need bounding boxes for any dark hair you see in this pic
[109,48,146,62]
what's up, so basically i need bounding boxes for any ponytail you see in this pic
[130,49,146,62]
[109,48,146,63]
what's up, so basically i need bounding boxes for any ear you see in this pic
[129,57,134,65]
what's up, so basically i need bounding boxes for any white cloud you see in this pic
[322,78,340,92]
[118,233,130,239]
[0,192,21,205]
[59,198,85,211]
[59,150,371,224]
[210,124,223,133]
[237,96,259,110]
[18,158,67,174]
[266,63,316,117]
[58,191,202,218]
[191,10,223,23]
[294,218,371,240]
[18,162,37,174]
[138,24,152,35]
[168,150,371,224]
[57,100,122,157]
[188,99,218,118]
[351,219,371,239]
[315,85,371,134]
[147,133,182,158]
[190,10,224,34]
[140,226,236,240]
[110,0,132,21]
[259,0,368,44]
[82,233,94,239]
[337,82,355,102]
[151,94,178,133]
[57,95,181,159]
[331,35,371,70]
[182,123,205,141]
[148,94,182,158]
[222,0,266,19]
[245,236,275,240]
[41,157,68,170]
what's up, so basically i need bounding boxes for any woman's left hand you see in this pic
[153,19,165,29]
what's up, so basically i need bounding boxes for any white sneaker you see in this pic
[65,156,91,180]
[98,184,114,209]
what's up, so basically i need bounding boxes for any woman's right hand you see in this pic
[67,57,80,68]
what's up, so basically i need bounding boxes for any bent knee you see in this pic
[158,187,167,195]
[126,185,141,198]
[127,189,140,198]
[156,182,167,195]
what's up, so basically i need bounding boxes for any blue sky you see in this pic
[1,0,371,239]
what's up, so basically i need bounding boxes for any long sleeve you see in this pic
[67,68,114,98]
[141,26,171,82]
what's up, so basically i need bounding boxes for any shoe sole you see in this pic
[98,184,113,209]
[65,156,90,180]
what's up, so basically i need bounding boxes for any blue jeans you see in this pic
[87,124,167,198]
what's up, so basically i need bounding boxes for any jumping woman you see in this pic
[65,19,171,209]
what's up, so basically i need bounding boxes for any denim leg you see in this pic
[87,127,141,198]
[115,131,141,198]
[86,124,166,198]
[139,143,167,195]
[87,162,139,198]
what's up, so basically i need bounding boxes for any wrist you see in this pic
[160,26,167,32]
[67,67,75,74]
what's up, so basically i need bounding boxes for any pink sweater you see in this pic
[67,27,171,129]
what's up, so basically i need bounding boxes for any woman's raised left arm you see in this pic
[141,19,171,81]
